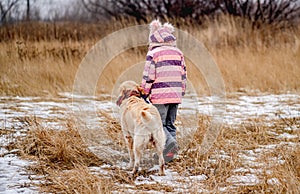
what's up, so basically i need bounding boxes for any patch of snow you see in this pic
[0,154,37,193]
[277,133,298,140]
[219,187,228,192]
[233,168,262,174]
[89,166,110,176]
[189,174,208,181]
[201,93,300,126]
[150,169,181,183]
[284,125,300,131]
[238,153,257,162]
[226,174,260,185]
[267,178,281,186]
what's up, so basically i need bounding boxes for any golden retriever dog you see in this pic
[116,80,166,175]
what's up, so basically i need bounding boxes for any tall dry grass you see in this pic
[17,117,104,168]
[0,16,300,96]
[171,117,300,193]
[12,114,300,193]
[202,16,300,93]
[0,40,84,96]
[12,117,112,193]
[41,165,113,194]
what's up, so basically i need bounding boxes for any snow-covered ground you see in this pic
[1,92,299,129]
[0,92,299,193]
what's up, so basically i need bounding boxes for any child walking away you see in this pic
[141,19,187,163]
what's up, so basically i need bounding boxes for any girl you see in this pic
[141,19,187,162]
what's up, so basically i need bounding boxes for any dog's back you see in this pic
[117,80,166,175]
[121,97,163,134]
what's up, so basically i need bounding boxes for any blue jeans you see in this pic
[154,104,178,149]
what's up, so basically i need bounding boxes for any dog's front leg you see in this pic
[125,135,134,169]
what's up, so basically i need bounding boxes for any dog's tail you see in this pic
[141,108,153,124]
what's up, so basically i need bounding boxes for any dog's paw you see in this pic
[127,161,134,169]
[158,171,165,176]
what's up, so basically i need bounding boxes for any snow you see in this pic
[226,174,260,185]
[277,132,298,139]
[0,154,37,193]
[267,178,281,186]
[233,167,262,174]
[0,92,299,192]
[217,93,300,125]
[189,174,208,181]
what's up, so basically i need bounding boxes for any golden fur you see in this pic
[117,80,166,175]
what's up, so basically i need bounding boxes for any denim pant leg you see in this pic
[166,104,178,140]
[154,104,177,148]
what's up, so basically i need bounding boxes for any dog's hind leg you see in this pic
[125,135,134,169]
[155,145,165,176]
[132,135,145,174]
[153,130,166,176]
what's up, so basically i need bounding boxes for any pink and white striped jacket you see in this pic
[141,45,187,104]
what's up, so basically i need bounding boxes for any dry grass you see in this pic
[169,116,300,193]
[13,115,179,192]
[0,20,140,42]
[214,46,300,93]
[196,16,300,93]
[40,165,113,194]
[0,40,86,96]
[11,113,299,193]
[17,117,104,169]
[258,147,300,193]
[97,110,124,146]
[12,117,112,193]
[1,16,300,96]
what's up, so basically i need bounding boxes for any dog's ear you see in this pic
[118,85,126,95]
[137,86,146,96]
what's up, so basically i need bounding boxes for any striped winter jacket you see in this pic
[141,45,187,104]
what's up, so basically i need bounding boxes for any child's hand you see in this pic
[141,94,150,104]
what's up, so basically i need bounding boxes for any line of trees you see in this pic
[1,0,300,26]
[82,0,300,25]
[220,0,300,25]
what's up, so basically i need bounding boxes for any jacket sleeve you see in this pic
[141,54,156,96]
[181,55,187,96]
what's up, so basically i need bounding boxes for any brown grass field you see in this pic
[0,16,300,96]
[1,16,300,193]
[3,113,298,193]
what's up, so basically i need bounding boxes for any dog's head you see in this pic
[116,81,146,106]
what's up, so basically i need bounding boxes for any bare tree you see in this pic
[218,0,300,26]
[0,0,20,24]
[26,0,30,21]
[51,0,95,22]
[81,0,221,22]
[24,0,41,22]
[81,0,300,26]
